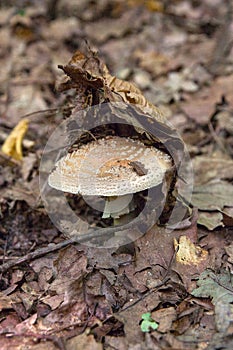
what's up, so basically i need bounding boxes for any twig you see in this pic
[116,276,170,314]
[0,230,113,274]
[18,108,59,121]
[208,121,227,153]
[0,215,146,274]
[116,245,179,314]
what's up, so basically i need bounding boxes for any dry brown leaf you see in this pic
[57,50,167,125]
[193,156,233,185]
[105,71,166,123]
[66,333,103,350]
[181,74,233,124]
[151,307,177,333]
[0,292,13,311]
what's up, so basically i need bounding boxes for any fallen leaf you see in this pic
[3,180,39,208]
[1,119,29,160]
[21,152,37,181]
[173,235,209,292]
[134,50,170,77]
[197,211,224,230]
[193,156,233,185]
[225,243,233,264]
[66,332,103,350]
[0,292,13,311]
[181,75,233,124]
[192,269,233,333]
[174,236,208,266]
[151,307,176,333]
[192,180,233,211]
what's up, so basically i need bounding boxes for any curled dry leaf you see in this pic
[57,50,185,180]
[57,50,167,124]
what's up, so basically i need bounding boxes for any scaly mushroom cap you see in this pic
[48,136,172,196]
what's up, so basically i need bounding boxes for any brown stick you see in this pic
[0,214,144,274]
[0,230,113,274]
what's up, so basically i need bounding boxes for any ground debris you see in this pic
[0,1,233,349]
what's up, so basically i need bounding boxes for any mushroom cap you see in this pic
[48,136,172,196]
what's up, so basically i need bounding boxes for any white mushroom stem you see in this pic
[102,194,134,219]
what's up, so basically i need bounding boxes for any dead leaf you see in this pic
[85,8,151,43]
[225,243,233,264]
[66,333,103,350]
[21,153,37,181]
[173,235,209,292]
[104,70,167,124]
[193,156,233,185]
[1,119,29,160]
[134,50,170,77]
[174,236,208,266]
[3,179,39,208]
[181,75,233,124]
[128,0,164,12]
[192,180,233,211]
[197,211,224,230]
[57,50,168,125]
[0,292,13,311]
[151,307,177,333]
[192,269,233,333]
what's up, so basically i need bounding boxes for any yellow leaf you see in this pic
[1,119,29,161]
[145,0,164,12]
[127,0,164,12]
[174,236,208,266]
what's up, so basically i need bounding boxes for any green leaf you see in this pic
[140,313,159,332]
[17,9,26,16]
[141,312,152,321]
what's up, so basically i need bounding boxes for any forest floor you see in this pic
[0,1,233,349]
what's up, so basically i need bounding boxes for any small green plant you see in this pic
[17,9,26,16]
[140,312,159,332]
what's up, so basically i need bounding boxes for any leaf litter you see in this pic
[0,1,233,349]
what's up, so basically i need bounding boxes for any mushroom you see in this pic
[48,136,172,222]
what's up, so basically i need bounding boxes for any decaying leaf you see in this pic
[197,211,224,230]
[66,332,103,350]
[0,292,13,311]
[193,156,233,185]
[57,49,167,124]
[192,180,233,211]
[1,119,29,161]
[225,242,233,264]
[192,269,233,333]
[174,236,208,266]
[173,233,209,291]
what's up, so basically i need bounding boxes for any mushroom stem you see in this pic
[102,194,135,220]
